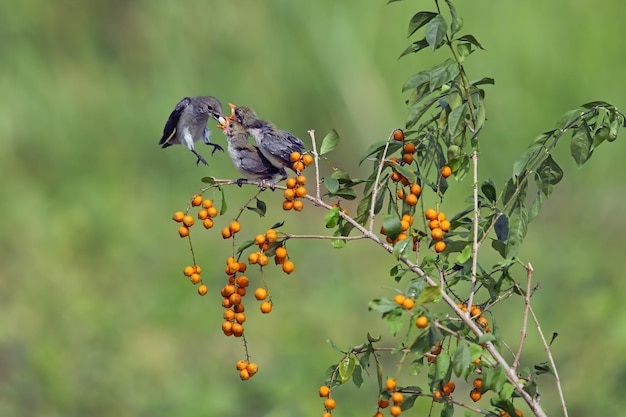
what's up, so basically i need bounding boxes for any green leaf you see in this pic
[382,214,402,241]
[320,129,340,155]
[325,207,341,228]
[338,354,356,383]
[447,102,468,137]
[452,342,470,377]
[430,61,459,92]
[478,333,496,344]
[440,403,454,417]
[570,124,594,167]
[434,351,450,381]
[481,178,497,203]
[471,77,495,87]
[323,177,339,194]
[425,15,447,50]
[455,244,472,264]
[327,339,345,353]
[333,187,358,200]
[512,145,542,179]
[331,230,347,248]
[403,69,431,92]
[536,154,563,196]
[499,382,515,401]
[468,343,483,361]
[393,163,417,183]
[201,176,216,184]
[399,38,430,58]
[352,364,364,388]
[393,237,411,258]
[408,11,438,38]
[219,187,228,215]
[444,0,461,35]
[456,34,485,49]
[236,239,256,255]
[385,309,404,335]
[505,203,528,260]
[416,286,441,305]
[408,358,424,376]
[246,198,267,217]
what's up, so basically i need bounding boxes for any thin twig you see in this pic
[512,263,532,370]
[283,233,367,241]
[308,130,322,201]
[368,132,394,233]
[467,150,480,313]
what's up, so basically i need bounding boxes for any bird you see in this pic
[219,118,281,188]
[229,104,305,179]
[159,96,227,165]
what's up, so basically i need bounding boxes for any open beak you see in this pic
[217,116,231,130]
[228,103,236,119]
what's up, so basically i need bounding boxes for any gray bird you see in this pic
[220,118,281,188]
[159,96,227,165]
[229,104,305,179]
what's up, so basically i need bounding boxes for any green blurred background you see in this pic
[1,1,625,416]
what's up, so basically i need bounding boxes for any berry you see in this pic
[203,218,214,229]
[393,129,404,141]
[319,385,330,397]
[229,221,241,234]
[416,315,429,329]
[391,391,403,404]
[431,228,444,240]
[198,284,208,296]
[323,398,336,410]
[393,294,406,305]
[221,227,232,239]
[290,151,301,162]
[473,378,483,389]
[282,260,295,274]
[302,154,314,165]
[470,389,481,402]
[434,241,446,253]
[260,301,272,313]
[178,226,190,238]
[385,378,397,391]
[441,165,452,178]
[172,211,185,222]
[424,208,438,221]
[390,405,402,416]
[403,143,416,153]
[191,194,203,206]
[405,193,418,206]
[183,266,194,277]
[254,287,268,300]
[286,177,297,189]
[202,199,213,208]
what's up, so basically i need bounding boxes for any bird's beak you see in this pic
[217,115,227,125]
[228,103,236,118]
[217,116,231,130]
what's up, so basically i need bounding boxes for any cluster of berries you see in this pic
[173,195,218,237]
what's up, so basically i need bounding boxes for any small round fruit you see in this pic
[403,143,416,153]
[202,199,213,208]
[473,378,483,389]
[401,214,413,225]
[296,175,307,185]
[440,220,451,232]
[178,226,190,237]
[172,211,185,222]
[378,398,389,409]
[433,390,442,402]
[402,298,415,310]
[292,161,305,172]
[198,284,208,296]
[248,252,259,264]
[286,177,297,189]
[323,398,336,411]
[224,310,235,321]
[402,153,414,164]
[282,260,295,274]
[207,207,218,218]
[431,228,444,240]
[236,359,248,370]
[258,254,269,266]
[302,154,314,165]
[282,200,294,210]
[284,188,296,200]
[246,362,258,375]
[425,208,438,220]
[319,385,330,398]
[405,193,418,206]
[295,186,307,198]
[391,391,403,404]
[290,151,301,162]
[203,218,214,229]
[416,315,429,329]
[260,301,272,313]
[470,389,481,402]
[410,183,421,196]
[293,200,304,211]
[221,227,232,239]
[254,287,268,300]
[441,165,452,178]
[477,316,489,328]
[393,129,404,141]
[434,241,446,253]
[239,369,250,380]
[390,405,402,417]
[385,378,397,391]
[275,246,287,258]
[191,194,203,206]
[182,215,195,227]
[393,294,406,305]
[190,273,201,284]
[265,229,278,242]
[229,221,241,234]
[183,266,194,277]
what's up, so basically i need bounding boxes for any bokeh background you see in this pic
[1,1,625,416]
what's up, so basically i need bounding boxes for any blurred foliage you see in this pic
[0,1,625,416]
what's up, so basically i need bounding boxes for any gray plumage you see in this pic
[222,119,281,188]
[159,96,227,165]
[231,105,305,179]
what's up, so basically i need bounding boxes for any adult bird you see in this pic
[159,96,227,165]
[219,118,281,188]
[229,104,305,179]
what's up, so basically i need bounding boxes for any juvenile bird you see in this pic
[159,96,227,165]
[220,118,281,188]
[229,104,305,179]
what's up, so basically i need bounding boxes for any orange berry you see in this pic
[231,322,243,337]
[473,357,482,365]
[393,294,406,305]
[229,221,241,234]
[266,229,278,242]
[191,194,203,206]
[295,186,307,198]
[178,226,190,237]
[221,321,233,334]
[402,153,414,164]
[254,287,268,300]
[282,200,294,210]
[284,188,296,200]
[431,344,442,355]
[203,218,214,229]
[410,183,421,196]
[198,284,208,296]
[442,381,455,395]
[172,211,185,222]
[290,151,301,163]
[374,412,384,417]
[302,154,314,165]
[274,255,285,264]
[390,171,402,182]
[221,298,232,309]
[190,273,201,285]
[473,378,483,389]
[282,260,295,274]
[248,252,259,264]
[296,175,307,185]
[425,208,438,220]
[235,312,246,324]
[182,215,194,227]
[293,200,304,211]
[385,378,397,391]
[434,241,446,253]
[416,315,429,329]
[431,228,444,240]
[246,362,258,375]
[322,414,332,417]
[393,129,404,141]
[428,219,440,230]
[401,214,414,225]
[433,390,443,402]
[237,262,247,273]
[202,199,213,209]
[405,193,418,206]
[260,301,272,313]
[470,389,481,402]
[390,405,402,417]
[207,207,218,218]
[258,254,269,266]
[477,316,489,328]
[319,385,331,397]
[440,220,451,232]
[221,227,232,239]
[471,306,482,317]
[236,287,246,296]
[236,275,249,287]
[275,246,287,258]
[515,410,523,417]
[293,161,305,172]
[236,359,247,370]
[378,398,389,409]
[239,369,250,380]
[403,142,416,153]
[224,310,235,321]
[193,265,201,274]
[437,212,446,221]
[402,298,415,310]
[441,165,452,178]
[254,234,266,245]
[229,293,241,305]
[400,175,410,186]
[323,398,336,410]
[183,266,194,277]
[396,232,409,242]
[400,220,410,231]
[391,391,404,404]
[233,303,245,313]
[286,177,297,189]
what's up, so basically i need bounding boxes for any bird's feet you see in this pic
[236,178,246,187]
[193,150,208,166]
[208,142,224,155]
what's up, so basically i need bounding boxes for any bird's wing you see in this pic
[159,97,190,146]
[238,146,276,175]
[262,129,305,160]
